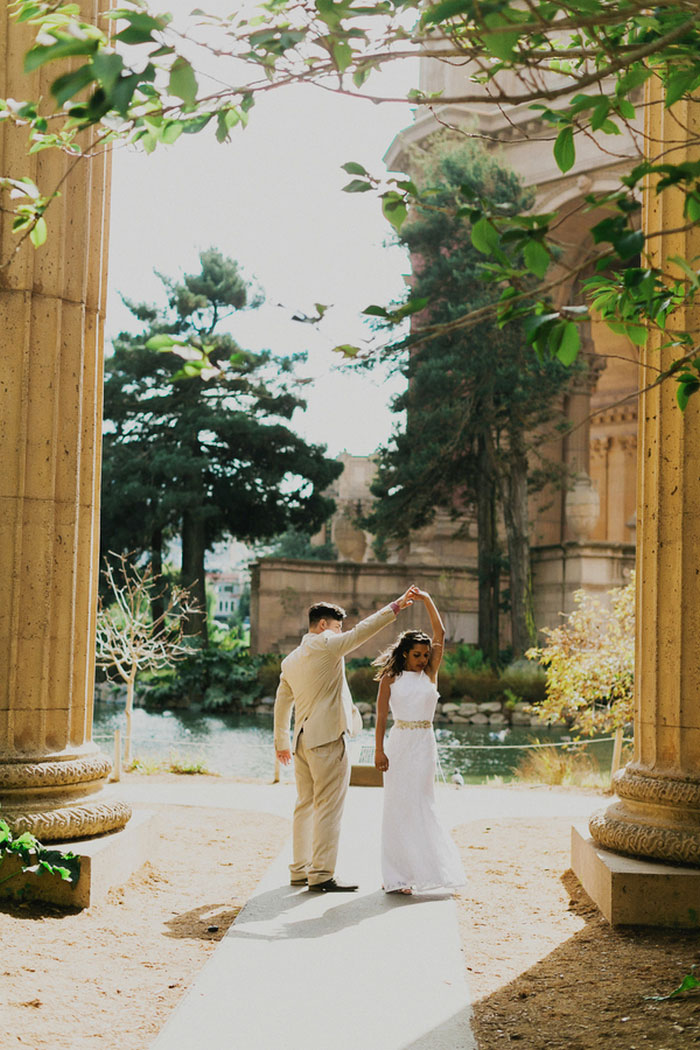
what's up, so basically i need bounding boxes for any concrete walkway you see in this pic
[117,779,602,1050]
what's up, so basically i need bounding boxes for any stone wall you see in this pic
[250,541,635,656]
[531,540,635,626]
[250,558,478,656]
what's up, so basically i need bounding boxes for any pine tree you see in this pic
[101,249,342,645]
[366,140,571,660]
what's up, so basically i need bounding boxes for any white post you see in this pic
[112,729,122,782]
[273,756,280,784]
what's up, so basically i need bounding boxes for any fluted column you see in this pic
[0,6,130,839]
[589,82,700,864]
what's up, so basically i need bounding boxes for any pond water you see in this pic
[94,702,621,783]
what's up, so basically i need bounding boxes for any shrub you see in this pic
[499,661,547,705]
[527,574,635,735]
[256,654,282,696]
[437,667,455,699]
[442,644,487,674]
[514,743,606,789]
[141,647,263,711]
[348,665,379,701]
[451,668,500,702]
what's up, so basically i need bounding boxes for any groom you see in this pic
[274,586,417,892]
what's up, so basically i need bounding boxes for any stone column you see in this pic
[589,83,700,865]
[562,341,604,541]
[0,5,130,840]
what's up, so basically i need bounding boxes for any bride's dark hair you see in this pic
[372,630,432,680]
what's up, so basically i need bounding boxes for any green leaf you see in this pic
[616,97,636,120]
[669,255,700,288]
[332,42,352,72]
[341,161,369,176]
[482,12,521,61]
[666,69,700,109]
[216,112,229,143]
[677,379,699,412]
[556,321,580,365]
[161,121,183,145]
[421,0,472,27]
[169,58,198,108]
[382,193,407,232]
[685,193,700,222]
[29,216,47,247]
[51,65,95,107]
[25,35,99,74]
[342,178,372,193]
[332,344,361,357]
[113,11,165,44]
[553,125,575,173]
[626,324,648,347]
[670,973,700,997]
[146,334,177,350]
[92,52,124,95]
[471,216,500,255]
[524,238,550,279]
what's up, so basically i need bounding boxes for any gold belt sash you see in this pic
[394,719,432,730]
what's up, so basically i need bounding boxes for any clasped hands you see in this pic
[396,584,428,610]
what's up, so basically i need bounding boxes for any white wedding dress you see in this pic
[381,670,466,893]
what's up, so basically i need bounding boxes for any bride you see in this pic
[373,588,466,895]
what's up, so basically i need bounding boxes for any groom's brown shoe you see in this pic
[308,878,358,893]
[290,877,308,885]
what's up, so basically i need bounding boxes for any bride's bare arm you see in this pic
[416,589,445,681]
[374,675,392,772]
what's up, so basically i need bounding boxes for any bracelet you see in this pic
[390,601,400,615]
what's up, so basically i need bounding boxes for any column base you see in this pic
[572,824,700,927]
[0,808,157,909]
[0,749,131,841]
[589,763,700,866]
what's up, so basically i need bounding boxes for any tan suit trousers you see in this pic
[291,731,350,886]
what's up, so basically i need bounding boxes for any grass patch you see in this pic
[166,753,217,776]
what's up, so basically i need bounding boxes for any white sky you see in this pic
[106,59,419,457]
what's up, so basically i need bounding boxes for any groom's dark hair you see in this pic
[308,602,346,627]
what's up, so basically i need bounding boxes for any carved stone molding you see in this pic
[590,436,610,460]
[615,764,700,809]
[589,805,700,866]
[0,754,112,789]
[3,797,132,842]
[591,403,638,427]
[590,764,700,864]
[617,434,638,454]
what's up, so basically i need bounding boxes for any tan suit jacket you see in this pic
[273,606,396,752]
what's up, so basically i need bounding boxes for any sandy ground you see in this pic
[0,792,289,1050]
[2,776,700,1050]
[454,815,700,1050]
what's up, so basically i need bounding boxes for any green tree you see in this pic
[101,249,342,644]
[6,0,700,407]
[265,527,338,561]
[365,140,571,661]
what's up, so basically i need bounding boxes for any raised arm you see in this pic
[324,586,419,659]
[416,589,445,681]
[374,675,392,772]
